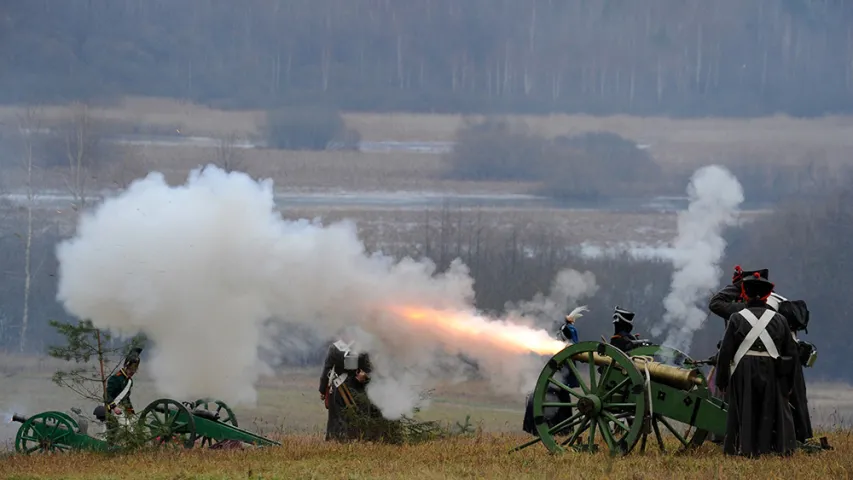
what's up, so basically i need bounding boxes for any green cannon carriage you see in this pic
[13,397,280,454]
[513,341,726,455]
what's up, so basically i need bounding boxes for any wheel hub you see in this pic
[577,395,602,417]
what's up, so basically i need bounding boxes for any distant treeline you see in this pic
[1,0,852,116]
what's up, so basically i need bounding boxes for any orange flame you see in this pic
[386,305,566,356]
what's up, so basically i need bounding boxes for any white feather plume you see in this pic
[566,305,589,321]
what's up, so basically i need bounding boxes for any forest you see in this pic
[2,0,852,116]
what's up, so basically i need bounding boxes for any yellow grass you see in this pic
[2,355,853,478]
[1,432,851,479]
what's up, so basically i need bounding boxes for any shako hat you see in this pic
[124,347,143,366]
[613,306,635,324]
[741,271,774,299]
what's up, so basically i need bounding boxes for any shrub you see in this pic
[445,118,663,200]
[265,106,358,151]
[540,131,663,200]
[443,117,550,181]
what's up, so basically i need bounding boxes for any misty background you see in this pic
[0,0,851,388]
[1,1,852,116]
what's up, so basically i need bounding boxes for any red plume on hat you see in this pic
[732,265,744,283]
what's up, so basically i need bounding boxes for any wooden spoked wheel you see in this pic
[531,341,648,455]
[14,411,79,455]
[191,398,238,447]
[137,398,197,449]
[628,344,713,453]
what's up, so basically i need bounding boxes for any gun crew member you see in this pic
[325,350,380,442]
[609,306,650,352]
[522,306,587,438]
[715,272,799,458]
[105,347,142,417]
[320,339,353,408]
[709,265,815,444]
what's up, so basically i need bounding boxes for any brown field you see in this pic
[0,95,851,177]
[1,353,852,479]
[0,144,529,195]
[2,96,852,145]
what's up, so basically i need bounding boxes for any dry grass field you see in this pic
[2,96,852,145]
[1,352,852,479]
[1,95,851,179]
[2,432,852,479]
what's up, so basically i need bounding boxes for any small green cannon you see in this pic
[13,397,280,455]
[513,341,726,455]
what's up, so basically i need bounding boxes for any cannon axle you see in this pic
[576,396,601,417]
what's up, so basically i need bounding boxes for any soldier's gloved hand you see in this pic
[707,354,718,366]
[112,407,122,415]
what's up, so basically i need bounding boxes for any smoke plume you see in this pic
[504,269,599,326]
[55,165,595,417]
[651,165,744,351]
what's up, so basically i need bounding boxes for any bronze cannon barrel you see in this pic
[570,351,703,391]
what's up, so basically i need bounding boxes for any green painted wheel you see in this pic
[138,399,197,449]
[15,411,79,455]
[628,345,713,453]
[532,341,647,455]
[192,398,238,426]
[192,398,238,447]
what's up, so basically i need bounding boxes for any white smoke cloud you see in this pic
[651,165,744,351]
[55,165,595,418]
[503,269,598,329]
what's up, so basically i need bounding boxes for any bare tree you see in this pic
[213,132,246,173]
[63,102,102,211]
[106,144,149,190]
[16,107,41,353]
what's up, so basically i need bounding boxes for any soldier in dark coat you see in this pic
[319,339,353,407]
[325,351,383,442]
[609,306,649,352]
[522,306,587,437]
[715,272,799,457]
[105,347,142,416]
[709,266,814,444]
[96,347,142,443]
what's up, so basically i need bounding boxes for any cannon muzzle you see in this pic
[570,351,703,391]
[12,413,27,424]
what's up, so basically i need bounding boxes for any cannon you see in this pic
[12,397,280,455]
[512,341,727,455]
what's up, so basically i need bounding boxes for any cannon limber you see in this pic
[12,397,280,455]
[513,341,727,455]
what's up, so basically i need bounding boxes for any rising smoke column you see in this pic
[55,165,596,416]
[651,165,744,352]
